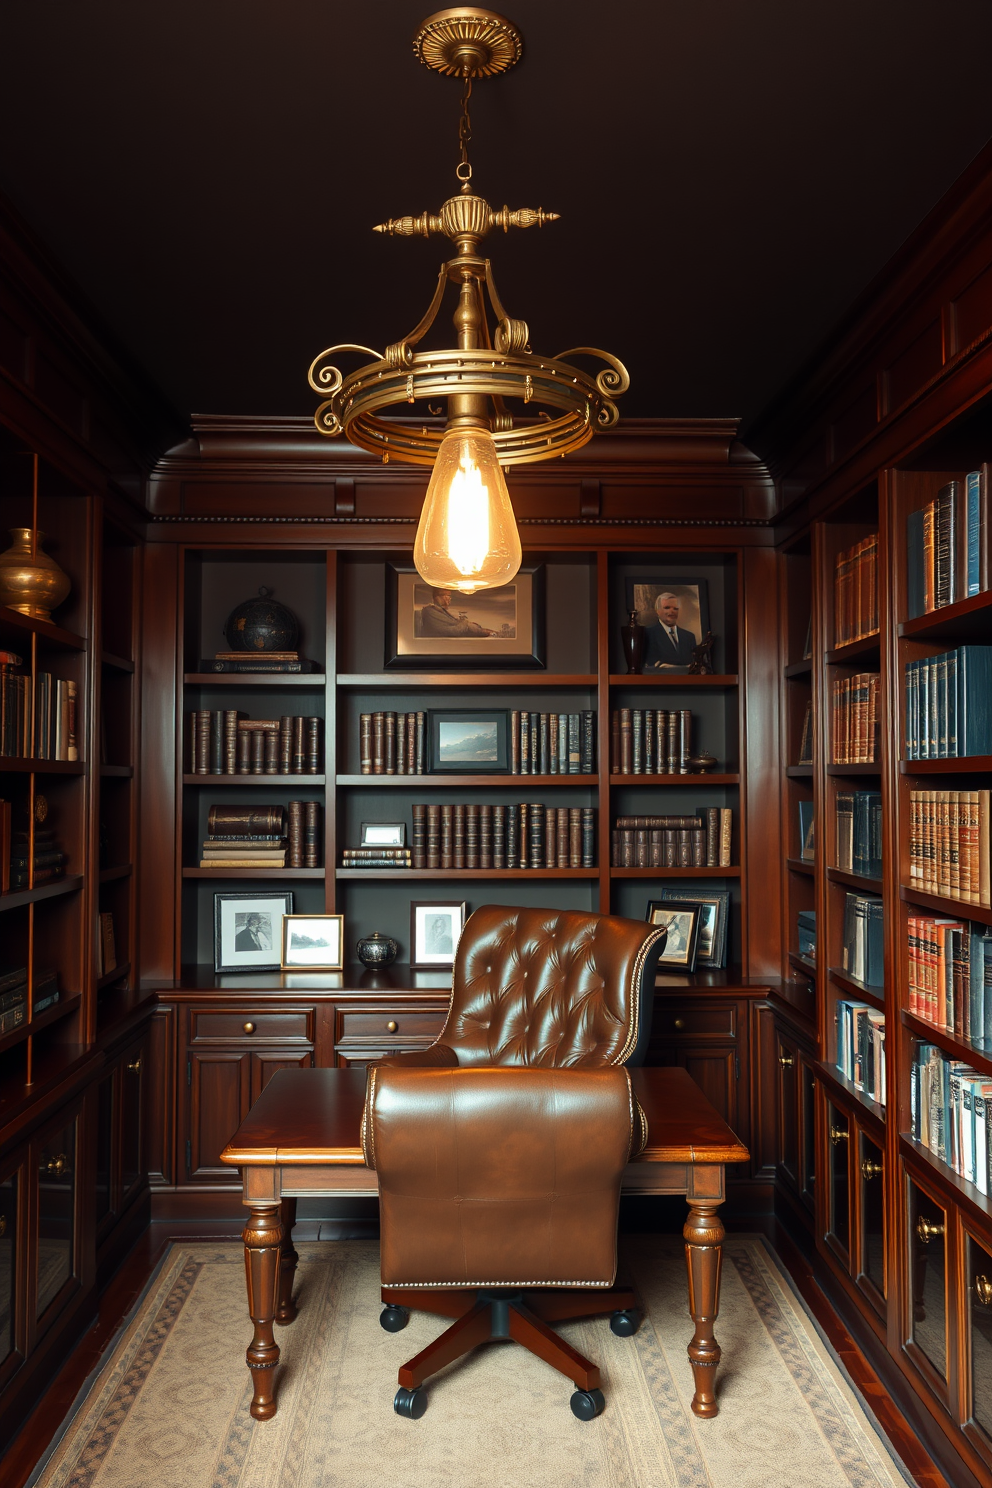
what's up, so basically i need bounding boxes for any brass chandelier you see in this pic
[308,7,629,592]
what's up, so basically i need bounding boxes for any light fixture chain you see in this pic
[457,75,473,186]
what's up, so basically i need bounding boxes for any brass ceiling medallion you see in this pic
[308,6,629,591]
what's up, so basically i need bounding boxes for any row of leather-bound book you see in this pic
[407,803,596,869]
[187,711,321,774]
[610,709,693,775]
[609,809,732,868]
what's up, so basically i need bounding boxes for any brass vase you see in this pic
[0,529,71,620]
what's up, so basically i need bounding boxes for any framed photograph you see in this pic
[644,902,703,970]
[652,888,730,969]
[281,914,344,971]
[386,563,545,669]
[410,900,467,970]
[429,709,510,773]
[361,821,406,848]
[213,891,293,974]
[624,576,710,673]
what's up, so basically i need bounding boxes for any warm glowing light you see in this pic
[413,427,522,593]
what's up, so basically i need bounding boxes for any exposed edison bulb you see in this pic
[413,428,522,594]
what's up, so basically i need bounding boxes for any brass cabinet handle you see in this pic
[975,1275,992,1307]
[127,1058,141,1074]
[778,1051,794,1068]
[673,1017,685,1030]
[243,1022,256,1035]
[917,1216,945,1244]
[42,1154,69,1178]
[861,1159,883,1179]
[386,1021,398,1033]
[829,1126,849,1145]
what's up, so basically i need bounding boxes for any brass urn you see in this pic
[0,529,71,620]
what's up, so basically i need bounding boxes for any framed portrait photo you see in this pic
[281,914,344,971]
[213,891,293,974]
[652,888,730,969]
[644,901,703,971]
[624,576,710,674]
[410,900,467,970]
[429,710,510,773]
[385,563,545,669]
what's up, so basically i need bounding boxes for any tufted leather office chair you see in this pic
[363,904,668,1420]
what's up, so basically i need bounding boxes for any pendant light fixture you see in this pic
[308,7,629,593]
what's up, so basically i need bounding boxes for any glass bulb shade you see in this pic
[413,428,522,594]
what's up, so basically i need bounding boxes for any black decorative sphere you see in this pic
[356,933,399,969]
[224,586,299,653]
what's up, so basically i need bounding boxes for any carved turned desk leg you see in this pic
[243,1201,284,1420]
[683,1163,726,1418]
[276,1196,299,1324]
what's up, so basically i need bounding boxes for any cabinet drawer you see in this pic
[336,1009,446,1044]
[654,1003,736,1041]
[190,1008,314,1044]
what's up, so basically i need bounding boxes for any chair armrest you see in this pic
[374,1044,459,1069]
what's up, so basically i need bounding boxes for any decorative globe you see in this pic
[356,933,399,969]
[224,586,299,652]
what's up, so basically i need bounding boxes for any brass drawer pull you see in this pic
[829,1126,848,1145]
[778,1052,794,1068]
[243,1022,256,1035]
[917,1216,945,1244]
[386,1021,398,1033]
[975,1275,992,1307]
[42,1154,69,1178]
[127,1057,142,1073]
[861,1159,882,1179]
[673,1018,685,1030]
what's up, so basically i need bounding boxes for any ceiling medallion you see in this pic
[308,6,629,592]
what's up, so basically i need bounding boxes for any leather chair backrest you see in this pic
[365,1063,636,1288]
[435,905,668,1068]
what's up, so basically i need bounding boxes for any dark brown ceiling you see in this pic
[1,1,990,432]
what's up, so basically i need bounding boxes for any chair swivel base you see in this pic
[380,1285,642,1419]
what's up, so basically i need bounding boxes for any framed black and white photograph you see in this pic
[361,821,406,848]
[410,900,467,970]
[644,902,703,970]
[429,710,510,773]
[213,891,293,974]
[385,563,545,669]
[281,914,344,971]
[651,888,730,969]
[624,576,710,673]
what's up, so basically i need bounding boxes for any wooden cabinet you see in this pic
[333,1003,447,1068]
[649,997,745,1134]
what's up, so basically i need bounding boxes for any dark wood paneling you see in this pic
[138,544,179,982]
[144,1005,175,1188]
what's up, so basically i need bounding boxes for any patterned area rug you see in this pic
[31,1237,911,1488]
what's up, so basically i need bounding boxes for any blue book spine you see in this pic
[969,930,985,1049]
[920,659,930,758]
[968,470,982,596]
[928,654,939,759]
[905,660,916,760]
[866,899,884,987]
[868,792,883,879]
[957,646,992,758]
[937,654,948,759]
[947,652,958,758]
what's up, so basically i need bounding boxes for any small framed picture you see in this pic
[644,902,703,970]
[652,889,730,969]
[624,576,711,673]
[385,563,546,669]
[281,914,344,971]
[410,900,467,970]
[361,821,406,848]
[429,710,510,773]
[213,891,293,974]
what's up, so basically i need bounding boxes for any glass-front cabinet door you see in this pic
[859,1130,885,1310]
[965,1228,992,1458]
[0,1163,19,1387]
[35,1116,78,1326]
[906,1174,949,1399]
[825,1101,851,1263]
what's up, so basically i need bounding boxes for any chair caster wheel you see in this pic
[610,1308,642,1337]
[380,1305,410,1332]
[394,1386,428,1419]
[570,1388,605,1420]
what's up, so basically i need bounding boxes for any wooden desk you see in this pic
[221,1065,749,1422]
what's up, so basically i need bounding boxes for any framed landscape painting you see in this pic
[385,563,545,669]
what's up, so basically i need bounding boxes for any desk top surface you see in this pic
[221,1066,749,1168]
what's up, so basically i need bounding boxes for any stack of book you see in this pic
[831,673,880,763]
[1,653,79,760]
[342,846,412,869]
[5,818,66,891]
[610,809,731,868]
[906,472,989,618]
[903,645,992,759]
[199,650,317,673]
[835,1000,886,1104]
[908,789,991,906]
[201,805,287,869]
[610,709,694,774]
[187,711,322,774]
[841,891,884,987]
[833,533,879,646]
[511,712,594,774]
[409,803,595,869]
[835,791,882,878]
[0,967,59,1036]
[360,712,427,774]
[907,916,992,1043]
[911,1043,991,1195]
